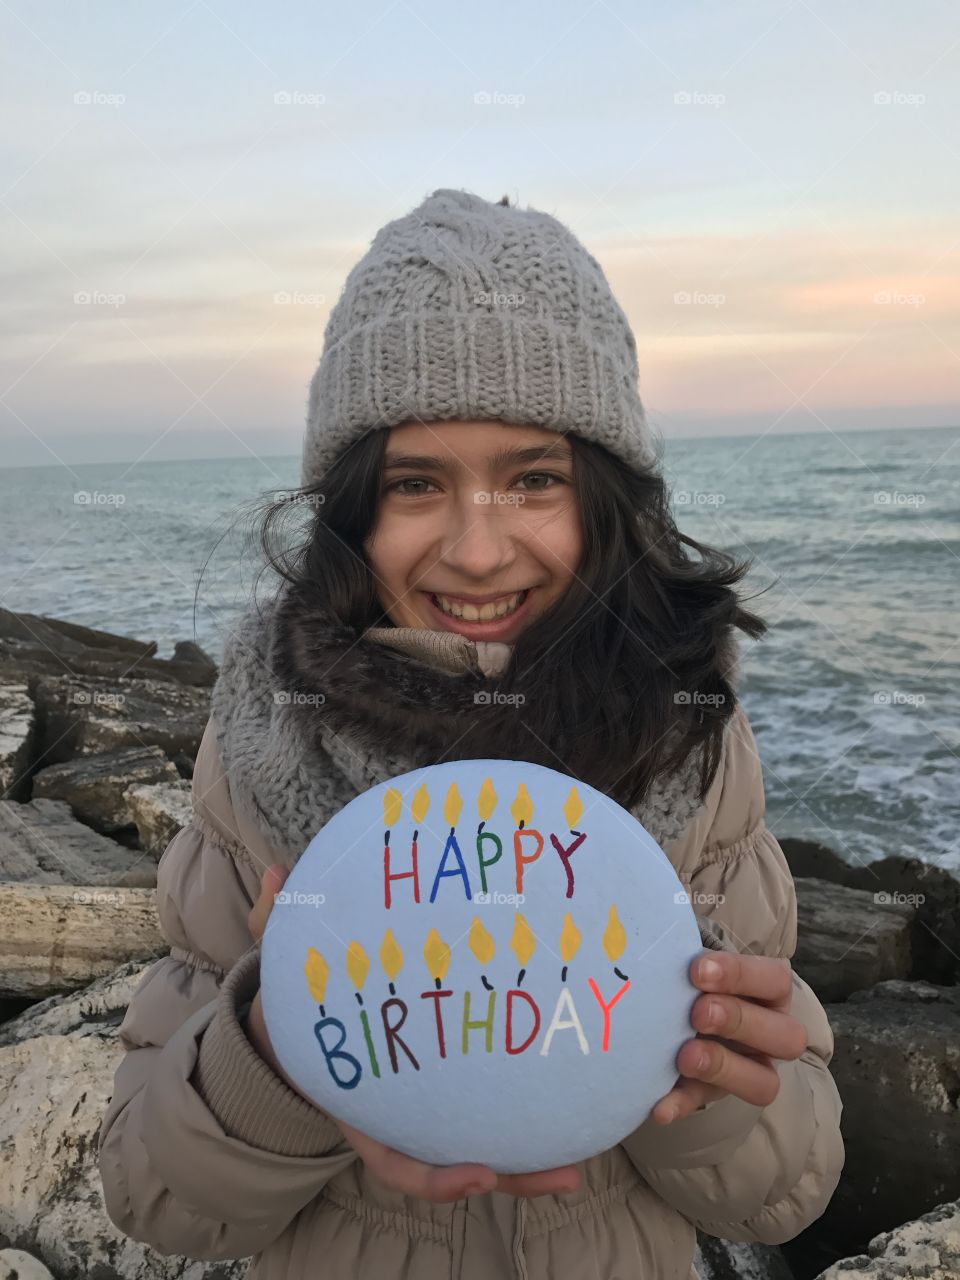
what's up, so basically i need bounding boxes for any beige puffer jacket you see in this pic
[98,651,844,1280]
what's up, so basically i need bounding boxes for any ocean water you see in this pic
[1,425,957,874]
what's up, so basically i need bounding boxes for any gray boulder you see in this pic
[793,877,913,1001]
[32,745,181,834]
[813,1197,960,1278]
[0,798,156,886]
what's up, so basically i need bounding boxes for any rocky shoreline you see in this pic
[0,606,957,1280]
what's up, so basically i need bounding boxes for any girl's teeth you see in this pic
[434,591,525,620]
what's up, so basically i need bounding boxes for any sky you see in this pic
[1,0,958,469]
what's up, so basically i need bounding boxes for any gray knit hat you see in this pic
[301,188,659,488]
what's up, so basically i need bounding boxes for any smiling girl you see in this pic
[99,188,844,1280]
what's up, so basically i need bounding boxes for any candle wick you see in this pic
[614,967,629,982]
[478,821,484,834]
[355,992,363,1005]
[518,819,525,830]
[319,1004,325,1016]
[517,968,525,987]
[481,975,493,991]
[389,981,396,996]
[384,829,390,846]
[561,965,568,982]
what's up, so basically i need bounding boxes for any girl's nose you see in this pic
[438,496,519,580]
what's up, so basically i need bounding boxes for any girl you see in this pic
[98,188,844,1280]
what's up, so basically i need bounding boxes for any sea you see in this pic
[1,425,957,875]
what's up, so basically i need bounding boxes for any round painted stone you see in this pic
[260,758,704,1173]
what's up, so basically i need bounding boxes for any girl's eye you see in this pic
[385,477,439,496]
[515,471,564,491]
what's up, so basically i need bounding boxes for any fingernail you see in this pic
[696,1048,710,1070]
[466,1181,492,1196]
[705,999,723,1028]
[660,1104,678,1123]
[700,958,721,983]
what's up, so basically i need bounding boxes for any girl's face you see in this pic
[363,419,583,643]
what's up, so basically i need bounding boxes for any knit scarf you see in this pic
[210,586,737,866]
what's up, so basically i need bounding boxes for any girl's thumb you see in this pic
[248,864,290,941]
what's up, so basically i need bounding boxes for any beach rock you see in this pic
[0,985,246,1280]
[792,877,913,1001]
[694,1235,793,1280]
[812,1197,960,1278]
[0,682,35,802]
[0,1250,56,1279]
[0,607,217,688]
[0,798,156,886]
[782,840,960,985]
[32,745,180,834]
[32,674,209,765]
[0,883,164,998]
[0,958,151,1046]
[125,779,192,856]
[815,981,960,1248]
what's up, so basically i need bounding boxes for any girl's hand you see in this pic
[245,865,582,1203]
[650,949,808,1125]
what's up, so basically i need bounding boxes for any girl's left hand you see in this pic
[651,949,809,1124]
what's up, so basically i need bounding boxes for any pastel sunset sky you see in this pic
[1,0,957,467]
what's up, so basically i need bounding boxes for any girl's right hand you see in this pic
[246,865,582,1204]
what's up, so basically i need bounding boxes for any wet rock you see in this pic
[0,682,35,802]
[793,877,913,1001]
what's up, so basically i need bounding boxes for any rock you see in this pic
[813,1197,960,1278]
[0,798,156,887]
[0,1249,56,1279]
[782,841,960,986]
[0,988,247,1279]
[124,780,192,856]
[814,981,960,1249]
[793,877,913,1001]
[0,682,35,802]
[32,746,180,835]
[32,674,209,765]
[0,883,164,998]
[0,958,151,1046]
[694,1235,794,1280]
[0,607,217,689]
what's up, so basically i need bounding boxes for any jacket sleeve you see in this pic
[619,704,845,1245]
[97,724,359,1261]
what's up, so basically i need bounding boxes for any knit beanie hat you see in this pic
[301,188,660,489]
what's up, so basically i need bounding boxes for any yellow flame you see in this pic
[304,946,329,1003]
[477,777,497,821]
[560,912,581,963]
[510,782,533,826]
[602,904,627,963]
[346,941,369,991]
[380,928,404,982]
[411,783,430,823]
[510,913,536,967]
[423,927,451,982]
[468,917,496,965]
[444,782,462,826]
[563,786,584,829]
[383,786,402,828]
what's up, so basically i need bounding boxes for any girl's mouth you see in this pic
[424,588,535,640]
